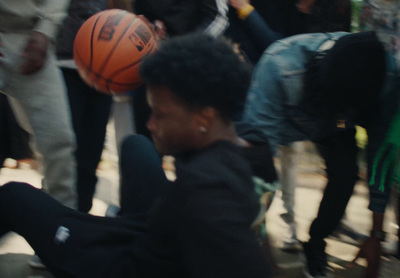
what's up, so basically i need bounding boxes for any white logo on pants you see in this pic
[54,226,70,244]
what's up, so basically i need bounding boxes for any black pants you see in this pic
[62,68,113,213]
[309,128,359,242]
[0,135,169,277]
[131,85,152,140]
[0,93,32,167]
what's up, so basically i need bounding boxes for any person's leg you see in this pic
[277,143,300,250]
[304,128,358,276]
[0,182,146,277]
[0,182,75,245]
[63,68,112,212]
[119,135,170,219]
[2,33,77,208]
[112,93,136,155]
[5,92,33,161]
[0,181,85,276]
[132,85,152,139]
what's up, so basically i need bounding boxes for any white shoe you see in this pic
[28,254,47,269]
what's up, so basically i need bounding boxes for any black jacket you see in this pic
[136,140,272,277]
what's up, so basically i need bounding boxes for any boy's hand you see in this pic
[138,15,167,41]
[346,237,381,278]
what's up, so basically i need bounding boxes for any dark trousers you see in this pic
[62,68,113,213]
[0,93,32,166]
[309,128,359,242]
[119,135,167,217]
[131,85,152,139]
[0,135,169,277]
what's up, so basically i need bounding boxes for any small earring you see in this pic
[199,126,207,133]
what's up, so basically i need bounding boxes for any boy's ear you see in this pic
[194,107,218,133]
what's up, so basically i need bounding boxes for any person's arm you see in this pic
[349,106,400,277]
[348,213,383,278]
[180,185,271,277]
[20,0,70,75]
[200,0,229,37]
[33,0,70,42]
[229,0,282,53]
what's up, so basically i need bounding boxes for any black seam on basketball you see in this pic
[107,60,141,81]
[106,39,157,83]
[90,14,103,69]
[97,14,138,77]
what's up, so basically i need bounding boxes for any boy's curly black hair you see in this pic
[139,33,252,121]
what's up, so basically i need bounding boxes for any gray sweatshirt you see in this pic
[0,0,70,41]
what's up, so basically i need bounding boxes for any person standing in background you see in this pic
[358,1,400,275]
[0,0,77,208]
[56,0,130,213]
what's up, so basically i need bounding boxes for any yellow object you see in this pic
[237,4,255,20]
[355,126,368,149]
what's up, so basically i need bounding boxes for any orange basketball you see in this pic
[73,9,158,94]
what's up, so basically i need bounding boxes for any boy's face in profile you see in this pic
[146,85,200,155]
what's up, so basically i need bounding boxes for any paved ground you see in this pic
[0,131,399,277]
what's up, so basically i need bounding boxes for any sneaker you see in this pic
[302,240,333,278]
[28,254,46,269]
